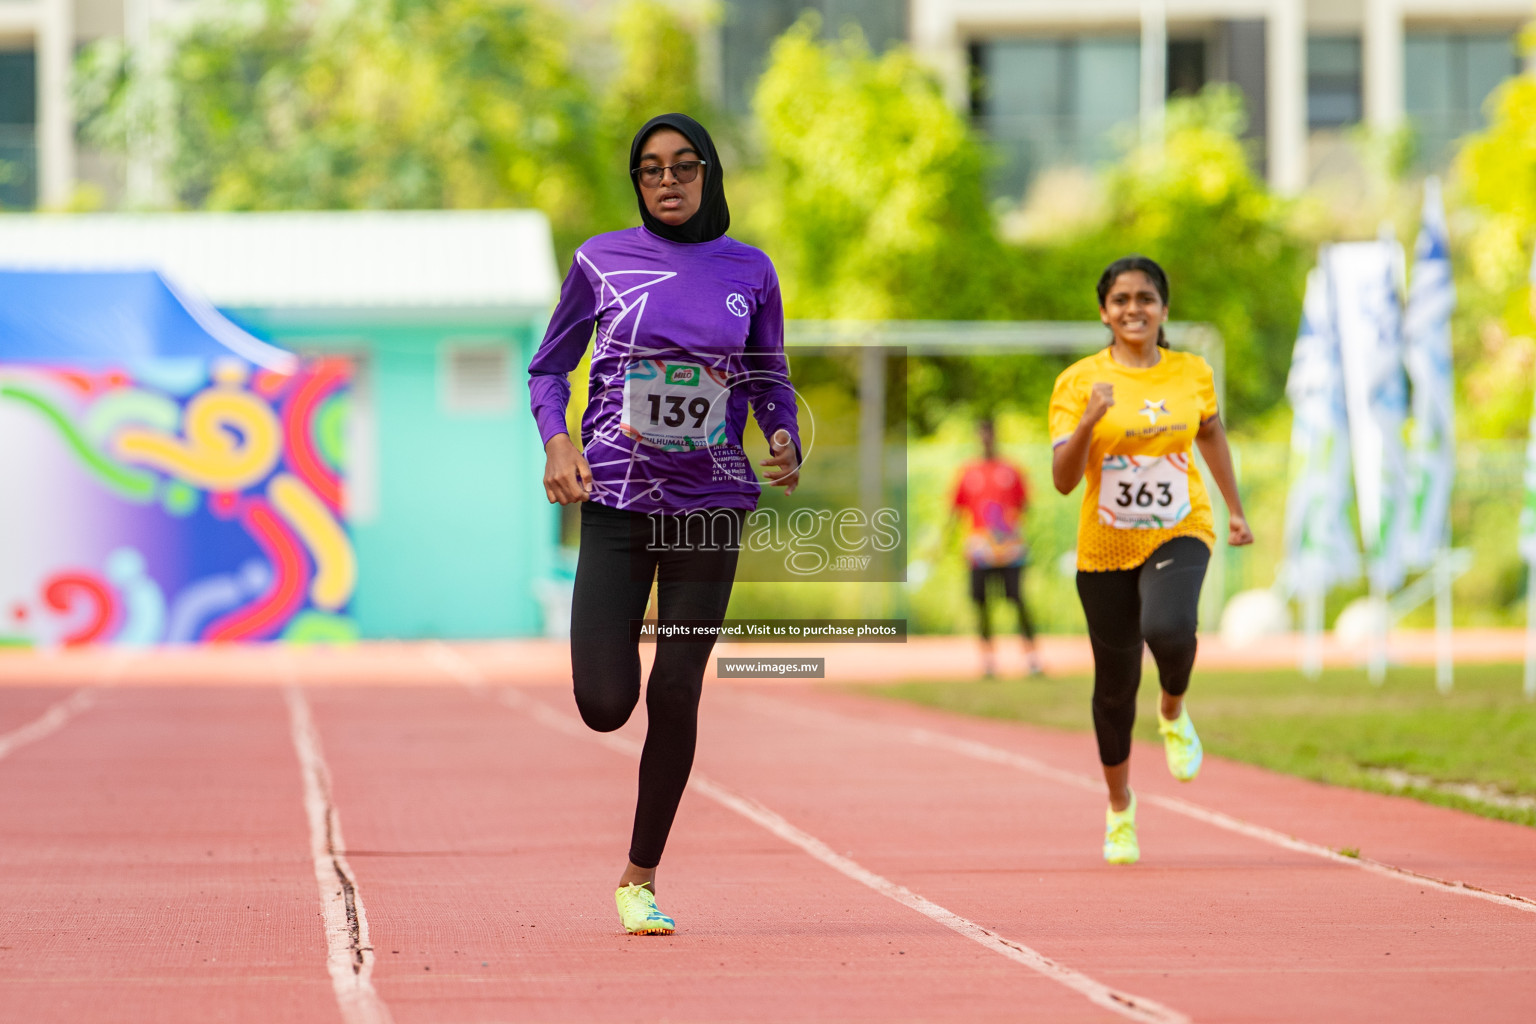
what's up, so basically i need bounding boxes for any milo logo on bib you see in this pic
[667,365,701,386]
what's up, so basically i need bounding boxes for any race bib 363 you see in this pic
[1096,453,1192,529]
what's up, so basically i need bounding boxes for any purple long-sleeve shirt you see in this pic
[528,226,799,514]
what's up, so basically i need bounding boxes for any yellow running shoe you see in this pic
[1104,792,1139,864]
[615,883,675,935]
[1157,706,1203,782]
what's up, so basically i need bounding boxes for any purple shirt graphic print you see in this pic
[528,227,799,515]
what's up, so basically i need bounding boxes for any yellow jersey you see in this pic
[1048,348,1218,572]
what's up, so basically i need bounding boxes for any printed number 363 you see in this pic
[1115,482,1173,508]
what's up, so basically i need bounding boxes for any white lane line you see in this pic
[728,691,1536,917]
[0,688,97,762]
[487,680,1189,1024]
[284,685,394,1024]
[0,649,143,763]
[685,770,1190,1024]
[425,641,485,691]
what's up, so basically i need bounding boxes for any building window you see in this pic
[1405,30,1520,167]
[971,36,1141,198]
[1168,39,1207,98]
[719,0,908,114]
[1307,36,1363,129]
[0,50,37,210]
[441,341,513,415]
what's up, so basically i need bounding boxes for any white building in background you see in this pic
[1,0,201,209]
[1,0,1531,209]
[908,0,1533,196]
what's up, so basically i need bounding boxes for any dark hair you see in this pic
[1096,255,1170,349]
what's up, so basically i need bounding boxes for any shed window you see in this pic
[442,342,513,414]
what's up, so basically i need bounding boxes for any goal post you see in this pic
[784,320,1230,631]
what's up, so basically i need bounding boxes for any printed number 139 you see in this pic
[647,394,710,428]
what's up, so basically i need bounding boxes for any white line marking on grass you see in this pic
[0,688,96,762]
[491,684,1189,1024]
[284,685,394,1024]
[728,691,1536,917]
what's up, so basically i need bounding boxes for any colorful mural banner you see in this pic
[0,356,356,647]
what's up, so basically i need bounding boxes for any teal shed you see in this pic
[0,211,561,639]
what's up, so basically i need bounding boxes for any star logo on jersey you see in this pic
[1139,399,1170,425]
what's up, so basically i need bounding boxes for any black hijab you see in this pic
[629,113,729,244]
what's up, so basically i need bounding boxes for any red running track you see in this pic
[1,662,1533,1022]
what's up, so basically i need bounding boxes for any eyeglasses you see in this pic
[631,160,706,188]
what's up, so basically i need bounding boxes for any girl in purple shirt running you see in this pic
[528,113,800,935]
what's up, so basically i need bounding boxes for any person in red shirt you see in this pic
[949,417,1043,678]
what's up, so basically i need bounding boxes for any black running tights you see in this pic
[570,501,741,870]
[1075,537,1210,767]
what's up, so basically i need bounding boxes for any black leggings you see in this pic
[1075,537,1210,767]
[570,501,742,870]
[969,566,1036,642]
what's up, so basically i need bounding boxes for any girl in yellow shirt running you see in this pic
[1049,255,1253,865]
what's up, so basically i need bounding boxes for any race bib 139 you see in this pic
[620,359,730,451]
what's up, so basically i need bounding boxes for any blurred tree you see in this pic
[746,43,1304,432]
[592,0,724,237]
[1451,30,1536,440]
[746,16,1004,322]
[77,0,630,253]
[1003,89,1309,426]
[601,0,709,142]
[745,16,1039,434]
[1103,89,1309,423]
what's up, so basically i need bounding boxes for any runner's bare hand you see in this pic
[1228,514,1254,547]
[1085,382,1115,425]
[761,428,800,496]
[543,434,592,505]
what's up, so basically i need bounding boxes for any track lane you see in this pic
[307,683,1144,1023]
[3,649,1528,1023]
[735,686,1536,905]
[0,687,338,1024]
[0,687,88,736]
[0,687,95,762]
[689,685,1536,1024]
[498,685,1188,1024]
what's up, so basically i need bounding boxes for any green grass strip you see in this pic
[869,662,1536,829]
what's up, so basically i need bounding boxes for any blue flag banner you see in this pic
[1281,263,1361,596]
[1402,178,1456,569]
[1331,240,1411,595]
[1521,378,1536,566]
